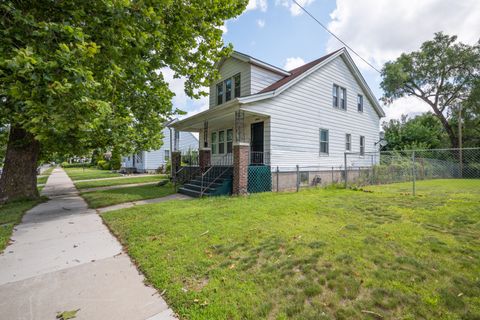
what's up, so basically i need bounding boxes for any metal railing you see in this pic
[250,151,270,165]
[200,153,233,197]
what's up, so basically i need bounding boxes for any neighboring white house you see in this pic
[171,48,385,194]
[122,127,198,173]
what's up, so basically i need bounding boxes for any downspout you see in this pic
[169,126,174,177]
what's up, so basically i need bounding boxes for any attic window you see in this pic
[234,74,241,98]
[357,94,363,112]
[216,83,223,105]
[333,84,346,110]
[225,78,232,102]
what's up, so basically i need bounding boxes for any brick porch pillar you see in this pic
[171,151,181,179]
[199,148,211,173]
[233,143,249,195]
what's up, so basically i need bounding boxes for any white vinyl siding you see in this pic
[245,54,381,168]
[250,65,284,94]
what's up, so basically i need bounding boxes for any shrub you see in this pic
[110,148,122,170]
[97,160,110,170]
[61,162,93,168]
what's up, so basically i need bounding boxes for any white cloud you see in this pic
[246,0,268,12]
[283,57,306,70]
[277,0,315,16]
[159,68,209,119]
[382,96,431,124]
[219,23,228,34]
[326,0,480,70]
[257,19,266,28]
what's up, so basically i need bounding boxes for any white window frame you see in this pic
[164,149,170,161]
[332,84,338,107]
[216,83,223,105]
[216,74,241,106]
[211,129,234,154]
[211,131,218,154]
[319,129,329,155]
[360,135,365,156]
[345,133,351,151]
[357,94,363,112]
[340,87,347,110]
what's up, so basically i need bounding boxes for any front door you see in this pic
[250,121,264,165]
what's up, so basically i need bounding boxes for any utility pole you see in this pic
[458,104,463,178]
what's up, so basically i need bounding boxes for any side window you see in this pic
[345,134,351,151]
[340,87,347,110]
[320,129,329,154]
[211,132,217,154]
[357,94,363,112]
[225,78,232,102]
[332,84,338,107]
[164,149,170,161]
[234,74,241,98]
[360,136,365,155]
[216,83,223,105]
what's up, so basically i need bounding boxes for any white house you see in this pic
[122,127,198,173]
[170,48,385,196]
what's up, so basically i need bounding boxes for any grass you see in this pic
[81,183,176,208]
[37,166,54,185]
[102,179,480,320]
[0,198,45,252]
[74,174,167,189]
[64,167,122,181]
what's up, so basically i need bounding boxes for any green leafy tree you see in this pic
[0,0,247,202]
[382,113,446,150]
[381,32,480,149]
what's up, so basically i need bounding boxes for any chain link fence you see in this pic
[271,148,480,195]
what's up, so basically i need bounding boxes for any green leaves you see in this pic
[0,0,247,158]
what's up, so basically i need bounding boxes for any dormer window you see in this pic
[216,83,223,105]
[225,78,232,102]
[216,73,241,106]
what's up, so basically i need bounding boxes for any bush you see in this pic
[97,160,110,170]
[61,162,93,168]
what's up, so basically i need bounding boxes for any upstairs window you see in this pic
[357,94,363,112]
[345,134,351,151]
[320,129,329,155]
[225,78,232,102]
[332,84,338,107]
[216,83,223,105]
[360,136,365,155]
[333,84,346,110]
[234,74,241,98]
[216,73,241,106]
[340,87,347,110]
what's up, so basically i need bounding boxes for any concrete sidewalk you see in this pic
[0,168,176,320]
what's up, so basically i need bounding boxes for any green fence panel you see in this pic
[248,165,272,193]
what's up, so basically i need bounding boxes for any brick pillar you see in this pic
[171,151,181,179]
[233,143,249,195]
[199,148,211,173]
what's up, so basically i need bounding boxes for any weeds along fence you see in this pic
[272,148,480,195]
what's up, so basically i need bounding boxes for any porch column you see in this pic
[199,148,211,173]
[233,142,249,195]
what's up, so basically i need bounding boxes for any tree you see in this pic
[0,0,247,202]
[382,113,446,151]
[381,33,480,149]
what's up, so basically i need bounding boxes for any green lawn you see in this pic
[81,183,176,208]
[37,166,54,185]
[64,167,122,181]
[103,179,480,320]
[0,198,45,252]
[75,174,167,189]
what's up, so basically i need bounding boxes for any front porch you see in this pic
[170,104,272,197]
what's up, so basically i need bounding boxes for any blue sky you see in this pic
[169,0,480,123]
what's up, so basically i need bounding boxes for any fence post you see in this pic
[296,165,300,192]
[276,166,279,192]
[331,166,334,184]
[344,153,348,188]
[412,150,416,196]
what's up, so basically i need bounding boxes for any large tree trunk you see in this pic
[0,126,40,203]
